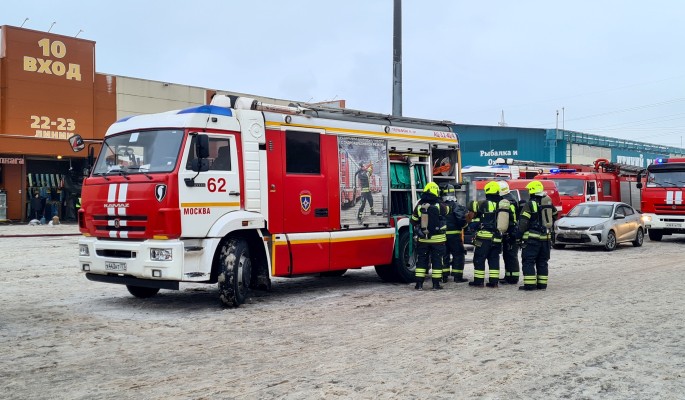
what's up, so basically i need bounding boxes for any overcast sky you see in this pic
[5,1,685,148]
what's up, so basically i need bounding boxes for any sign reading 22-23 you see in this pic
[23,38,82,81]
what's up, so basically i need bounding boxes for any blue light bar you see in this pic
[177,105,233,117]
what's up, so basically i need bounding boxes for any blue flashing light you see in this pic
[177,105,233,117]
[655,158,665,164]
[116,115,136,123]
[550,168,560,173]
[550,168,576,173]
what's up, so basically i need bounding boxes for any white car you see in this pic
[553,201,645,251]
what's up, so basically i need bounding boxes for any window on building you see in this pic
[286,131,320,174]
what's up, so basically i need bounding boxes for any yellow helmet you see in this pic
[484,181,500,195]
[526,180,545,195]
[497,181,510,195]
[423,182,440,197]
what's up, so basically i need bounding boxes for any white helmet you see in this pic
[497,181,510,196]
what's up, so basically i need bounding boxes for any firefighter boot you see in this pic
[486,281,499,288]
[369,207,375,216]
[432,278,444,290]
[468,279,484,288]
[441,273,449,283]
[454,275,468,283]
[537,284,547,290]
[414,279,424,291]
[518,284,537,291]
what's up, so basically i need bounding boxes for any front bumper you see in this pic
[554,228,604,246]
[642,213,685,231]
[78,236,220,283]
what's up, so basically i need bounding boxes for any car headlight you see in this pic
[642,215,652,223]
[150,248,173,261]
[79,244,89,256]
[590,223,605,231]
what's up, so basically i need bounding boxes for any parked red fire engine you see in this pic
[636,157,685,241]
[536,158,643,216]
[69,96,461,307]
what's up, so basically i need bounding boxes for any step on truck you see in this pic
[69,95,461,306]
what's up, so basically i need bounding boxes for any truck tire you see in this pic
[632,228,644,247]
[648,229,663,241]
[218,238,251,307]
[374,263,399,282]
[392,229,417,283]
[126,285,160,298]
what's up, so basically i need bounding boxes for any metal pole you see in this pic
[392,0,402,116]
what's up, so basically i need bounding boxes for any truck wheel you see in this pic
[604,231,617,251]
[374,263,399,282]
[126,285,160,298]
[393,229,417,283]
[648,229,663,241]
[632,228,644,247]
[218,238,251,307]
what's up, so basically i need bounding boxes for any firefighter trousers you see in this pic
[521,239,550,289]
[443,233,465,278]
[415,241,446,283]
[472,237,501,284]
[501,234,520,284]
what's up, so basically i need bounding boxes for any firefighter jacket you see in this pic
[518,195,558,240]
[444,200,469,235]
[355,167,371,192]
[411,193,448,243]
[470,194,505,243]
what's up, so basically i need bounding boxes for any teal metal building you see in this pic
[454,124,685,169]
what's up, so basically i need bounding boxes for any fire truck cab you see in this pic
[70,96,461,307]
[637,157,685,241]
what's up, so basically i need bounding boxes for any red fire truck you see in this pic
[69,95,460,307]
[536,158,643,216]
[636,158,685,241]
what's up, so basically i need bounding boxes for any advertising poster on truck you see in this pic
[338,136,389,227]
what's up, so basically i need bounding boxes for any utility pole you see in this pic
[392,0,402,116]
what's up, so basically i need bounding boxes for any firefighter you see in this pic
[518,180,558,291]
[411,182,448,290]
[468,181,507,288]
[440,183,469,283]
[498,181,521,285]
[355,162,374,220]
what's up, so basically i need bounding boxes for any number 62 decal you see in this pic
[207,178,226,192]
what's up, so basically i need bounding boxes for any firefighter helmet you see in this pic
[526,180,545,195]
[484,181,500,195]
[423,182,440,197]
[498,181,510,196]
[441,184,456,201]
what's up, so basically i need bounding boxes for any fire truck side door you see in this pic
[178,134,241,237]
[586,181,598,202]
[281,130,331,274]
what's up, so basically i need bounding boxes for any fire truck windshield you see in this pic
[549,179,584,196]
[646,170,685,188]
[92,130,185,175]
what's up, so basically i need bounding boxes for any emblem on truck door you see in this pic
[300,191,312,214]
[155,184,167,202]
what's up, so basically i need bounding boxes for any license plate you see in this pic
[665,223,681,228]
[564,231,580,238]
[105,261,127,271]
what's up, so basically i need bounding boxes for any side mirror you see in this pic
[636,182,643,189]
[614,213,625,219]
[68,135,85,152]
[191,158,209,172]
[195,134,210,159]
